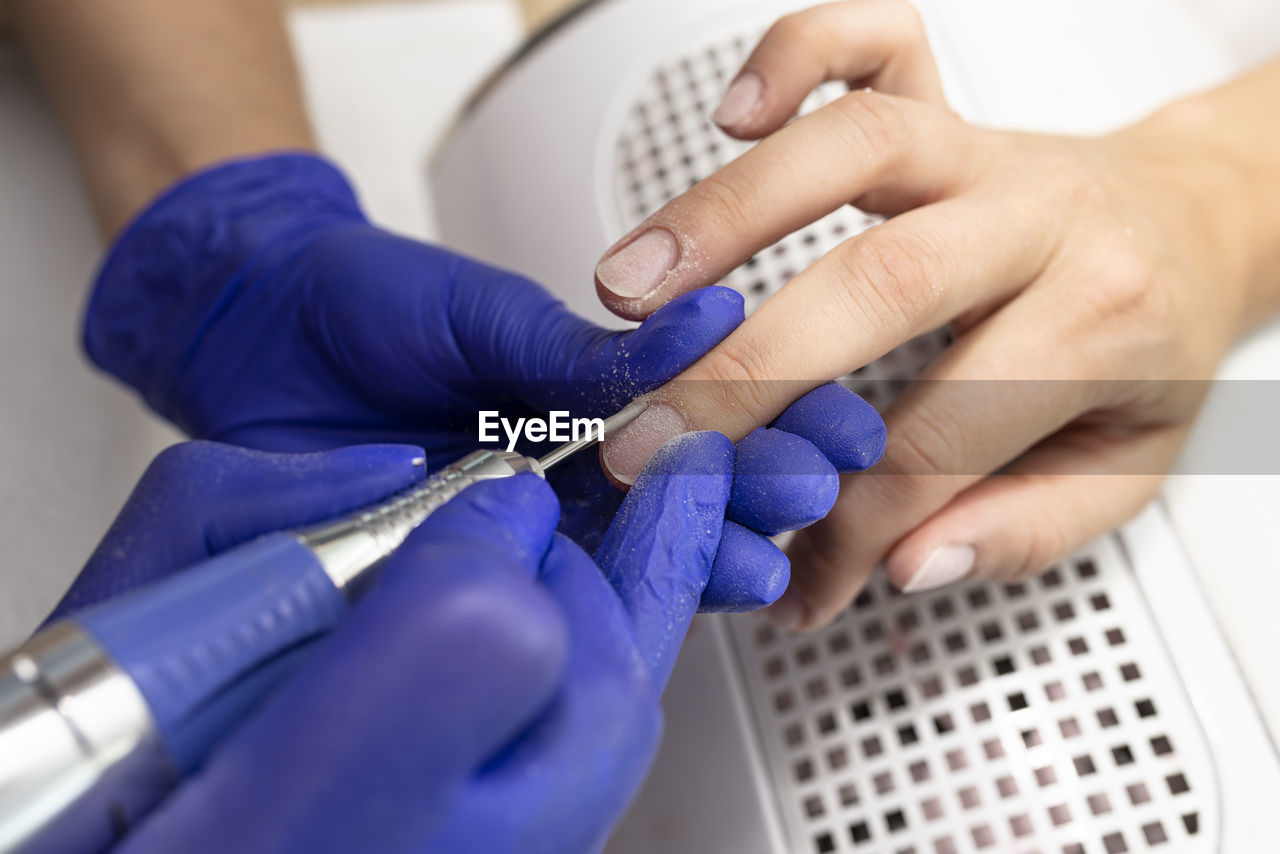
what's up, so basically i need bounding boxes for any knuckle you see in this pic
[696,343,782,418]
[677,173,759,240]
[1053,156,1110,207]
[885,407,964,477]
[834,229,942,332]
[827,89,910,156]
[1084,242,1164,325]
[857,470,939,514]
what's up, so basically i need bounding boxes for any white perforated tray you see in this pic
[726,546,1214,854]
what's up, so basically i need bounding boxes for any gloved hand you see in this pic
[56,434,832,853]
[85,153,740,462]
[84,152,887,610]
[50,440,566,854]
[47,441,427,621]
[111,439,732,854]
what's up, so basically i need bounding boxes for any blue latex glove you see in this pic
[83,152,887,611]
[58,443,566,854]
[47,441,426,621]
[53,436,818,853]
[84,153,739,462]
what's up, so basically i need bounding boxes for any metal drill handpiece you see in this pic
[0,397,655,854]
[295,399,648,594]
[536,397,650,471]
[296,449,540,594]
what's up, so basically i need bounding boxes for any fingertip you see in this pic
[603,286,745,404]
[729,428,839,534]
[598,444,634,491]
[860,417,889,469]
[640,430,736,481]
[712,70,767,137]
[715,123,771,142]
[596,279,653,322]
[887,541,976,593]
[621,286,744,357]
[601,403,694,486]
[773,525,862,632]
[764,589,808,632]
[701,521,790,612]
[772,383,887,472]
[675,284,746,326]
[595,226,680,315]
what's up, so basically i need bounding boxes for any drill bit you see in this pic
[537,398,649,471]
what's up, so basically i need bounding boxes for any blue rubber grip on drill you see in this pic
[73,533,344,773]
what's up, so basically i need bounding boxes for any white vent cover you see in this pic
[610,27,1218,854]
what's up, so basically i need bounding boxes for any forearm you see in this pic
[12,0,315,237]
[1134,58,1280,328]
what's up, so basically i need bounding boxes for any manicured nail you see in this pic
[601,403,688,485]
[902,544,975,592]
[713,71,764,130]
[767,591,807,631]
[596,228,679,300]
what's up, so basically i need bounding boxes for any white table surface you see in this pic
[1,0,1278,739]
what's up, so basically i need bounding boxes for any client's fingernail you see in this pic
[901,544,975,593]
[602,403,688,485]
[767,591,807,631]
[596,228,679,300]
[713,71,764,130]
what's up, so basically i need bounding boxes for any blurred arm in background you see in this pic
[11,0,314,237]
